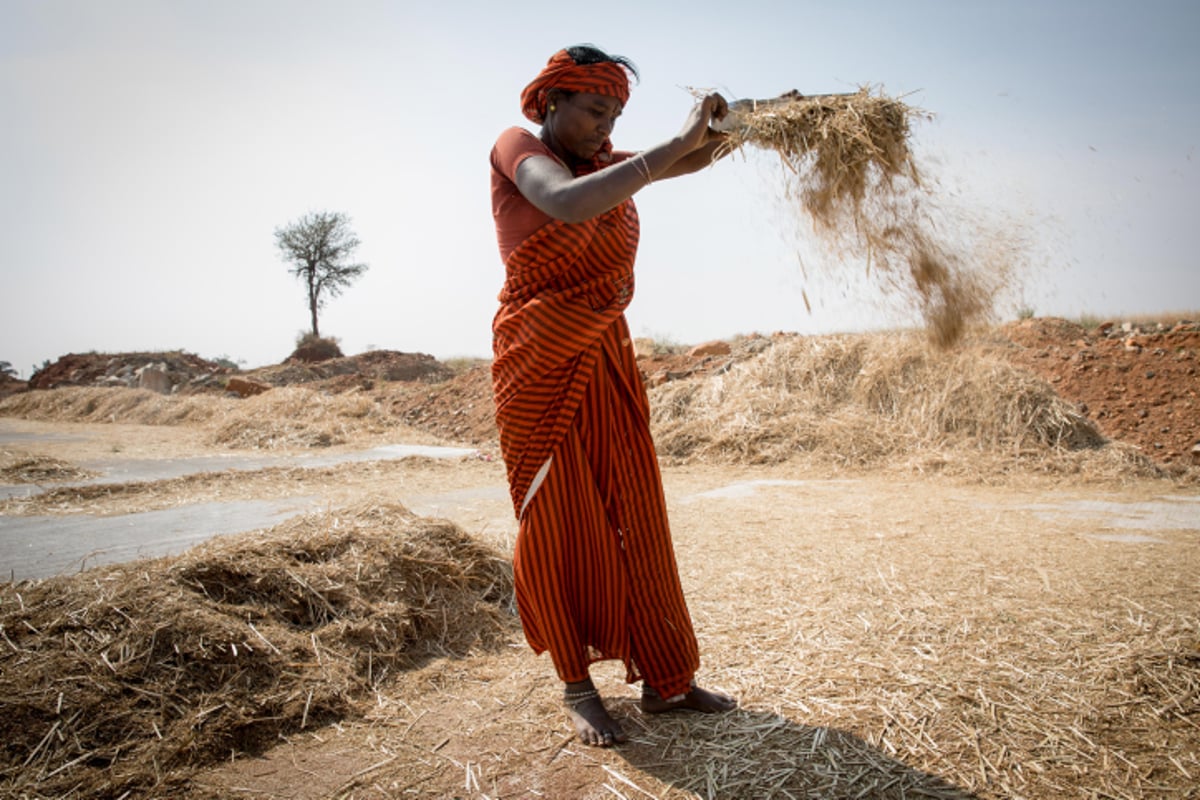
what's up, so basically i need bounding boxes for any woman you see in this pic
[489,44,737,748]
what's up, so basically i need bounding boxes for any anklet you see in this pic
[563,687,600,707]
[642,685,686,703]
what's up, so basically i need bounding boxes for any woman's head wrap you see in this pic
[520,49,632,124]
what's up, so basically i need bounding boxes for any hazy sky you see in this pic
[2,0,1197,376]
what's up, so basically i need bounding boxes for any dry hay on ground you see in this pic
[723,88,1016,347]
[200,477,1200,799]
[0,504,515,799]
[0,386,223,428]
[2,331,1190,482]
[205,386,399,449]
[643,520,1200,799]
[0,457,488,518]
[689,501,1200,800]
[650,332,1164,480]
[0,385,412,451]
[0,454,95,484]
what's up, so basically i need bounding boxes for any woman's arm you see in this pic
[514,93,728,224]
[655,136,732,180]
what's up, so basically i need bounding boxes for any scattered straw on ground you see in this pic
[0,504,515,798]
[183,473,1199,800]
[0,455,500,518]
[721,88,1020,347]
[0,454,95,484]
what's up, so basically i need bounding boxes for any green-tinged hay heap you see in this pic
[0,504,515,799]
[721,88,1017,348]
[649,333,1160,478]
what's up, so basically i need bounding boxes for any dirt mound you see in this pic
[248,350,452,389]
[20,350,451,397]
[0,374,26,400]
[994,317,1200,467]
[28,351,232,393]
[0,503,515,799]
[384,363,499,445]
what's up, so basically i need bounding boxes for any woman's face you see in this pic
[546,91,623,160]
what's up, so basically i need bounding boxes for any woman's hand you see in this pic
[678,92,729,152]
[516,91,734,222]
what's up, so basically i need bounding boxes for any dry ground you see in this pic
[1,418,1197,799]
[1,322,1198,799]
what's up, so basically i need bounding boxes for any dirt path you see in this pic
[3,420,1198,798]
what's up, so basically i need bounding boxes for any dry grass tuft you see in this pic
[0,504,515,798]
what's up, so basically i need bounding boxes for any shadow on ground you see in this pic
[612,699,979,799]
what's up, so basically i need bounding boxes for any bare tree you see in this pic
[274,211,368,338]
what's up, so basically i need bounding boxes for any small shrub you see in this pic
[290,334,343,363]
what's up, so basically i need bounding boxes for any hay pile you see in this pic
[650,333,1159,477]
[0,504,515,798]
[721,88,1015,346]
[205,386,399,449]
[0,385,411,450]
[0,386,222,428]
[0,454,95,484]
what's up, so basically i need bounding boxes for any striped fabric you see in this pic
[520,48,632,125]
[490,143,700,698]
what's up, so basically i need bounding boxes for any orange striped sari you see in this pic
[491,133,700,699]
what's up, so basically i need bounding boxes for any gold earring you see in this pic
[549,104,556,112]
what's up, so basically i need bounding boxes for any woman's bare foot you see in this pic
[564,681,627,747]
[640,683,738,714]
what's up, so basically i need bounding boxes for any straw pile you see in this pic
[721,88,1015,347]
[0,455,94,484]
[0,385,409,450]
[0,504,515,798]
[649,333,1161,478]
[0,386,222,427]
[205,386,397,449]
